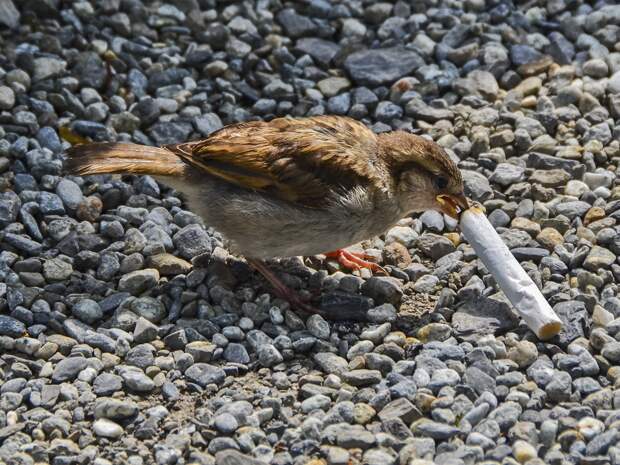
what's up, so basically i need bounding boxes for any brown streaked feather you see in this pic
[64,143,186,177]
[378,131,462,184]
[165,116,389,208]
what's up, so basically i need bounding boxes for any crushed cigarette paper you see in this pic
[459,204,563,340]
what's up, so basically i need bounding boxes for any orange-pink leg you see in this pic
[325,249,387,275]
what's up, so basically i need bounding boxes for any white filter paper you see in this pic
[460,206,562,340]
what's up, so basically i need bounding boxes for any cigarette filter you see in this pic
[459,205,562,340]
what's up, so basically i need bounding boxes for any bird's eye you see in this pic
[434,176,448,190]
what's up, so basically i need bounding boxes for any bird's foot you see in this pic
[325,249,387,275]
[247,259,323,315]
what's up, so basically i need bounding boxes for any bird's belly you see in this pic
[229,212,370,258]
[203,199,376,259]
[156,175,401,259]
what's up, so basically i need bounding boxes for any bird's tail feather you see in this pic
[64,143,186,177]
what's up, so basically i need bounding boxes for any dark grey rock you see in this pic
[185,363,226,387]
[0,316,26,338]
[462,170,493,202]
[361,277,403,305]
[120,369,155,392]
[93,373,123,396]
[314,352,348,375]
[73,52,107,89]
[345,47,425,86]
[94,398,138,421]
[52,357,88,383]
[125,344,155,369]
[296,38,340,66]
[378,398,421,424]
[411,419,460,440]
[148,122,193,146]
[545,371,572,402]
[416,233,456,260]
[276,8,315,38]
[452,297,519,340]
[173,224,212,259]
[257,344,283,367]
[223,343,250,364]
[552,301,590,346]
[194,113,223,137]
[510,247,549,262]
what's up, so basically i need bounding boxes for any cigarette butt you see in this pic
[459,206,562,340]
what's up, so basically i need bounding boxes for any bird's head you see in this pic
[379,131,469,219]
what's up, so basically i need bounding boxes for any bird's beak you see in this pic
[436,193,470,219]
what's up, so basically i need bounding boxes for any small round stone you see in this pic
[93,418,124,439]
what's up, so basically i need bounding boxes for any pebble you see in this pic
[118,269,160,295]
[52,357,89,383]
[93,419,124,439]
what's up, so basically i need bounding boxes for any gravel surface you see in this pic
[0,0,620,464]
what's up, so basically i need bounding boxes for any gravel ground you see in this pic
[0,0,620,464]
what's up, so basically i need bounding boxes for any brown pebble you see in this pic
[536,227,564,250]
[76,195,103,222]
[584,207,605,225]
[383,242,412,268]
[445,232,460,247]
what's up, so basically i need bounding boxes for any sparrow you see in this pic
[65,115,468,314]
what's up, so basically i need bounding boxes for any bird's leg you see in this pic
[247,258,323,315]
[325,249,387,275]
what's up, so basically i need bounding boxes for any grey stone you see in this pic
[72,299,103,325]
[120,369,155,392]
[130,297,166,323]
[118,269,159,295]
[94,398,138,420]
[362,277,403,305]
[345,47,425,86]
[367,303,397,324]
[173,224,212,259]
[223,343,250,364]
[0,85,15,110]
[553,301,590,346]
[307,314,330,339]
[194,113,223,137]
[378,398,421,424]
[545,371,572,402]
[452,297,520,340]
[336,425,376,449]
[454,70,499,100]
[52,357,88,383]
[214,413,238,434]
[257,344,283,367]
[490,163,525,186]
[32,57,66,82]
[93,373,123,396]
[0,191,20,227]
[342,369,382,387]
[0,316,26,338]
[296,38,340,66]
[276,8,315,38]
[126,344,155,369]
[0,0,19,29]
[185,363,226,387]
[411,419,460,440]
[314,352,348,375]
[416,233,456,260]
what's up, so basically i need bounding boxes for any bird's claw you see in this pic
[325,249,387,275]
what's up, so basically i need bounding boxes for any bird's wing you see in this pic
[166,116,387,208]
